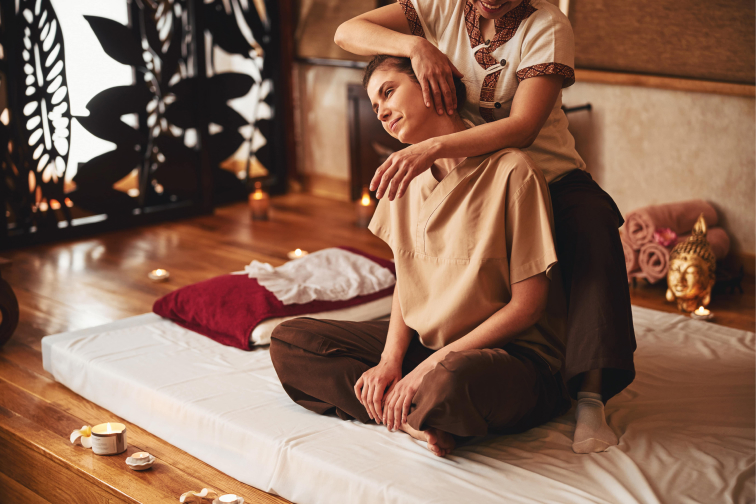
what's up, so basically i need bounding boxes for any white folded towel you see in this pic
[233,248,396,305]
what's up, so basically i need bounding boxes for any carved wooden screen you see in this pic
[0,0,288,247]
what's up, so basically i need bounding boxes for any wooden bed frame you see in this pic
[1,195,753,503]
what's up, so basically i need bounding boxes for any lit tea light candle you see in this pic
[91,422,128,455]
[690,306,714,321]
[248,181,270,221]
[355,188,376,228]
[148,268,170,282]
[287,248,308,260]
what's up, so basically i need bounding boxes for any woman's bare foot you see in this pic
[399,421,456,456]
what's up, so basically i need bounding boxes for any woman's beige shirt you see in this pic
[369,149,566,373]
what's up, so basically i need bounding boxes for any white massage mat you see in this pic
[42,307,755,504]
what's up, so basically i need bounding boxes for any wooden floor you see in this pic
[0,194,753,504]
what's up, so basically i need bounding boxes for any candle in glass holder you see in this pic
[91,422,128,455]
[690,306,714,321]
[355,189,376,228]
[249,181,269,221]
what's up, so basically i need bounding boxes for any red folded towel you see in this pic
[153,247,395,350]
[624,200,718,249]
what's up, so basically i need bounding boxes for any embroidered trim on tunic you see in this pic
[464,0,536,70]
[479,71,502,121]
[516,62,575,87]
[399,0,426,38]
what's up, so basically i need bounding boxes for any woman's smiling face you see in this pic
[473,0,523,20]
[366,68,436,145]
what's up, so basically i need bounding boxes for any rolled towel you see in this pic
[624,200,718,249]
[638,242,669,284]
[621,234,639,275]
[675,227,731,260]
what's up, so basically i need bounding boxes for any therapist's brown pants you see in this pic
[270,318,571,437]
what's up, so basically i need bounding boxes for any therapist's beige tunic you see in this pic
[368,148,566,373]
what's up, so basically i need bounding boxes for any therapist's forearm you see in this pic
[335,19,418,58]
[429,116,536,160]
[380,282,414,365]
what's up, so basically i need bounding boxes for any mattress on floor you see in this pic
[42,307,755,504]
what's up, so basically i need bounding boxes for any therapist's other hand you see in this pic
[382,359,434,431]
[354,359,402,424]
[371,140,437,200]
[409,38,463,115]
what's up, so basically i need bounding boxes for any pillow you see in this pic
[250,295,392,345]
[153,247,395,350]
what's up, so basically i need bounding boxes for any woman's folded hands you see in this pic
[382,359,435,431]
[354,355,437,431]
[354,358,403,424]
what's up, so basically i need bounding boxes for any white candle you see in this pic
[287,248,309,260]
[91,422,128,455]
[219,495,238,503]
[148,268,170,281]
[690,306,714,321]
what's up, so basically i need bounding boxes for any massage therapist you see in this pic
[335,0,636,453]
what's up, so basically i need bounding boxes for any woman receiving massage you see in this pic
[333,0,636,454]
[271,55,572,457]
[271,0,637,456]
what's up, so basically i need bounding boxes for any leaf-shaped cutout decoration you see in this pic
[75,85,152,146]
[207,73,255,103]
[203,1,255,57]
[207,130,245,166]
[12,0,73,226]
[163,99,196,130]
[208,105,248,131]
[73,148,142,188]
[84,16,145,68]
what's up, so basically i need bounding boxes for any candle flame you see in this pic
[294,248,302,256]
[64,197,74,208]
[252,181,265,200]
[155,269,165,276]
[694,306,709,316]
[50,199,61,210]
[360,193,371,206]
[106,422,112,433]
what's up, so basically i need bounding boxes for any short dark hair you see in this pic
[362,55,466,109]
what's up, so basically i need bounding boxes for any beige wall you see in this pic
[563,82,755,255]
[295,63,756,254]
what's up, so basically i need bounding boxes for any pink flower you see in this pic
[653,228,677,247]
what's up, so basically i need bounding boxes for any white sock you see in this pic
[572,391,618,454]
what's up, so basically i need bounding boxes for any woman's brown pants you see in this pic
[270,318,571,437]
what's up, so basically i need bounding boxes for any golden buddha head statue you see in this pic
[666,213,716,313]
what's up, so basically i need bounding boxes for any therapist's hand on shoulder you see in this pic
[371,141,436,200]
[409,38,463,116]
[354,359,403,424]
